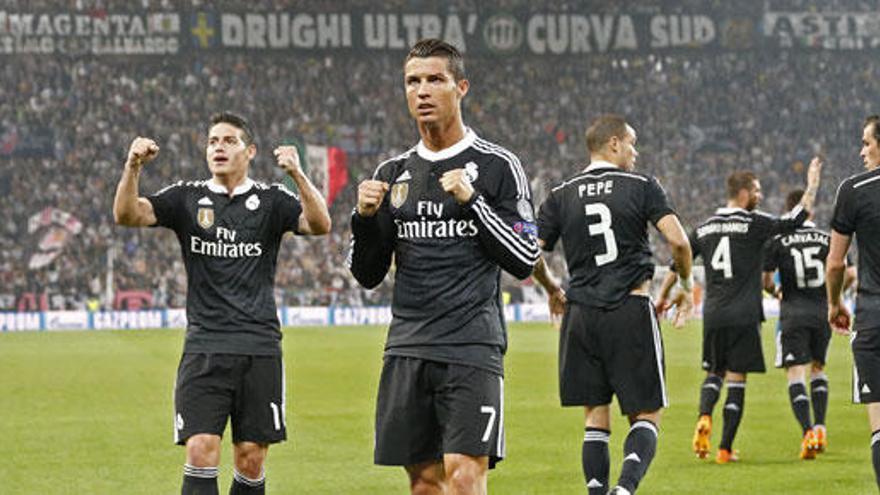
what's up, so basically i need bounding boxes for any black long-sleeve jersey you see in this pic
[148,178,303,355]
[348,129,539,375]
[537,161,676,309]
[763,221,832,326]
[832,167,880,331]
[692,205,808,328]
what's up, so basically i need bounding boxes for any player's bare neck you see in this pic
[419,118,465,153]
[727,199,747,210]
[213,172,248,196]
[589,152,620,168]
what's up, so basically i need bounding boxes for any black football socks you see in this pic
[583,427,610,495]
[719,381,746,451]
[616,420,658,493]
[182,464,218,495]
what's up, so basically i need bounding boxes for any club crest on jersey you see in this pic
[245,193,260,211]
[391,183,409,208]
[197,208,214,229]
[464,161,479,183]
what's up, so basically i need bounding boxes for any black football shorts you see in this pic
[374,356,505,468]
[558,295,667,415]
[173,353,286,445]
[702,322,766,374]
[775,318,831,368]
[852,329,880,404]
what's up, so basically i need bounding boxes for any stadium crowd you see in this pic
[1,2,876,311]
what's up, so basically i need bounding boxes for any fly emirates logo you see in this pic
[190,227,263,258]
[395,200,478,239]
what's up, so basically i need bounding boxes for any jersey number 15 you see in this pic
[789,247,825,288]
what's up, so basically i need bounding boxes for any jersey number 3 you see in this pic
[585,203,618,266]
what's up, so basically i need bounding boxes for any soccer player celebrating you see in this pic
[348,39,539,495]
[533,114,694,495]
[677,161,822,464]
[763,189,854,459]
[827,115,880,488]
[113,112,331,495]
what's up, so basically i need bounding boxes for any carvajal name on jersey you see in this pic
[780,231,829,247]
[697,221,749,238]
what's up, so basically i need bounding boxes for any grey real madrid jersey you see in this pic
[348,128,539,375]
[692,206,807,328]
[537,161,675,310]
[763,221,832,326]
[832,167,880,331]
[148,178,303,355]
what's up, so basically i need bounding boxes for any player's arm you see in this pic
[762,238,781,297]
[796,156,823,213]
[532,251,566,322]
[844,265,857,292]
[440,167,539,280]
[274,146,331,235]
[348,179,395,289]
[826,230,853,334]
[655,269,678,313]
[762,271,780,297]
[113,137,159,227]
[769,156,823,234]
[656,213,694,327]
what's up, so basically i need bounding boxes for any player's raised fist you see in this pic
[127,137,159,168]
[440,169,475,204]
[274,146,303,176]
[357,180,389,217]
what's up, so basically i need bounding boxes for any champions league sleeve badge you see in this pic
[516,198,535,222]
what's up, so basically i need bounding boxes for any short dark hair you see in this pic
[866,115,880,143]
[405,38,466,81]
[209,112,255,145]
[585,114,628,153]
[785,189,804,211]
[726,171,757,199]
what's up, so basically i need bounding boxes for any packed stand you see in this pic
[0,26,876,311]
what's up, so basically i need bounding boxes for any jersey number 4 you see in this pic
[585,203,618,266]
[790,247,825,288]
[710,236,733,279]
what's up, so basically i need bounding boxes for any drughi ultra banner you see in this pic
[4,7,878,56]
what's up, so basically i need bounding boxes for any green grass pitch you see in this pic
[0,319,875,494]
